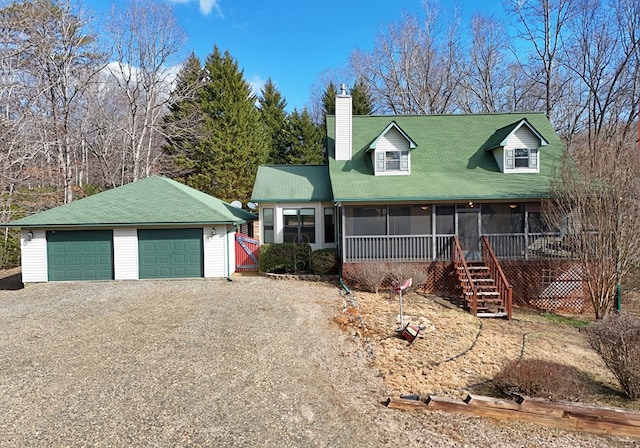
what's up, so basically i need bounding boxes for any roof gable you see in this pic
[9,176,257,227]
[482,118,549,152]
[251,165,332,202]
[365,121,418,153]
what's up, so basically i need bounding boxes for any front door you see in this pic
[458,209,481,261]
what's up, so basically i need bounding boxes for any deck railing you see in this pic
[485,233,570,260]
[453,236,478,316]
[343,232,568,263]
[481,236,512,319]
[343,234,454,262]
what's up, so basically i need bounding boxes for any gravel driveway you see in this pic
[0,275,635,447]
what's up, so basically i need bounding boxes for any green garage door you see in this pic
[47,230,114,281]
[138,229,203,279]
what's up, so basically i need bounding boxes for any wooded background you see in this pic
[1,0,639,289]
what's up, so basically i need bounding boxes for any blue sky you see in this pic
[87,0,505,111]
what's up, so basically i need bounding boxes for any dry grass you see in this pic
[341,288,640,410]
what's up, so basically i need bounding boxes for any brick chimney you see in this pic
[334,83,352,161]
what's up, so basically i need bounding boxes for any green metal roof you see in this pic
[8,176,257,228]
[251,165,332,202]
[326,112,565,202]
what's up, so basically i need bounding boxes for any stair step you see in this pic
[457,266,489,271]
[477,312,509,318]
[460,278,494,283]
[464,291,500,296]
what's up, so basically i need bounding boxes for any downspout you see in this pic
[335,202,351,295]
[339,265,351,295]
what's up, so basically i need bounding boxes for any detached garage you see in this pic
[8,176,257,283]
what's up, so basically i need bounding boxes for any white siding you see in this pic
[204,225,229,278]
[493,147,505,172]
[335,94,352,161]
[20,229,47,282]
[377,127,409,151]
[508,127,540,149]
[113,228,138,280]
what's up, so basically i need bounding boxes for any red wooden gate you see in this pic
[235,233,259,272]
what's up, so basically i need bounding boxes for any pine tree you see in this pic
[321,81,338,123]
[165,46,268,204]
[162,52,204,178]
[283,108,325,165]
[258,78,288,164]
[351,78,374,115]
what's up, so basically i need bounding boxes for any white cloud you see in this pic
[166,0,222,17]
[199,0,221,16]
[248,75,266,99]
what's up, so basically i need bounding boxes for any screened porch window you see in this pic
[388,206,431,235]
[435,206,455,234]
[346,207,386,235]
[528,203,551,233]
[283,208,315,243]
[481,204,524,233]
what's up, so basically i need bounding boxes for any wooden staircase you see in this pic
[453,236,512,319]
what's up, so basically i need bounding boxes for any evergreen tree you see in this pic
[258,78,288,164]
[351,78,374,115]
[321,81,338,123]
[162,52,204,178]
[283,108,325,165]
[165,46,268,204]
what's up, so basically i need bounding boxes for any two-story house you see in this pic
[252,86,580,317]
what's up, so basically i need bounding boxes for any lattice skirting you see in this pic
[342,260,588,314]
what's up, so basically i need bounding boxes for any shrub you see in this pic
[386,262,428,293]
[493,358,588,401]
[310,248,338,275]
[258,243,311,274]
[342,262,389,294]
[583,312,640,399]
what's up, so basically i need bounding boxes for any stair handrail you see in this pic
[452,236,478,316]
[481,236,513,319]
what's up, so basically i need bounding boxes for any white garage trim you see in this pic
[113,228,139,280]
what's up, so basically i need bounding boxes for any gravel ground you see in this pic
[0,274,637,447]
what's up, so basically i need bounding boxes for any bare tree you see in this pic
[546,133,640,320]
[505,0,577,121]
[0,0,106,203]
[106,0,186,183]
[561,0,640,154]
[349,2,464,115]
[460,13,511,113]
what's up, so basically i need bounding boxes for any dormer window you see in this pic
[483,119,547,174]
[367,122,417,177]
[377,150,409,173]
[507,148,538,169]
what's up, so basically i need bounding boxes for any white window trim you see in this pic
[504,147,539,173]
[374,149,410,176]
